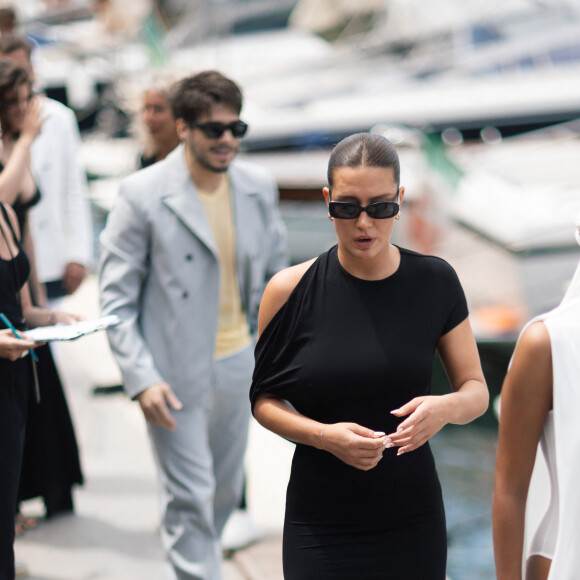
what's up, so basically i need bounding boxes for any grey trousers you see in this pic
[148,346,253,580]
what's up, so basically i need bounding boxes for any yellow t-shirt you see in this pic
[197,178,251,359]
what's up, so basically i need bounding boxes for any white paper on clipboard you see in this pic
[26,315,121,342]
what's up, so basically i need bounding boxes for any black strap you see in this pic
[0,201,24,321]
[0,201,20,245]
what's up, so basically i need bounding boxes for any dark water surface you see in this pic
[432,425,497,580]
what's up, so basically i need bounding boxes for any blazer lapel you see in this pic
[161,147,218,258]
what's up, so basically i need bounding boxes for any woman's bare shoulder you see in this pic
[268,259,316,296]
[518,320,551,354]
[258,258,316,336]
[499,320,553,431]
[506,320,552,398]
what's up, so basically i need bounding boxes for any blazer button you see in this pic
[185,254,193,261]
[182,291,189,299]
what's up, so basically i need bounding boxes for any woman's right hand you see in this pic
[19,96,45,145]
[0,328,39,361]
[320,423,390,471]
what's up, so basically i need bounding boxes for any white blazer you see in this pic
[99,145,288,405]
[29,98,93,283]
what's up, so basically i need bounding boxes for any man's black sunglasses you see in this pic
[328,194,400,220]
[190,120,249,139]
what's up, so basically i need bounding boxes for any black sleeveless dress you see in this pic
[0,202,32,580]
[250,245,468,579]
[10,188,84,517]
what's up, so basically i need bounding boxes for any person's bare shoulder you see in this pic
[505,320,552,407]
[258,258,316,336]
[518,320,551,356]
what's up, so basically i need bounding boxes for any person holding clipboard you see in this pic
[0,200,79,580]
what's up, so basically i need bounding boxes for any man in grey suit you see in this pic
[99,71,287,579]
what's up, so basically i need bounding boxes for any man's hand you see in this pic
[320,422,389,471]
[63,262,87,295]
[137,382,183,431]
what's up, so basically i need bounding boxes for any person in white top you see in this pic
[0,35,92,304]
[493,215,580,579]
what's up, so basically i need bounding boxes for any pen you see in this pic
[0,312,39,362]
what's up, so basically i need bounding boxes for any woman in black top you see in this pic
[0,202,78,580]
[0,60,44,300]
[0,61,84,527]
[251,133,489,579]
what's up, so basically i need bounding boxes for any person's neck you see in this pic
[155,136,180,163]
[184,148,226,192]
[337,244,400,281]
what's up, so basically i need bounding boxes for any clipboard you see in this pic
[25,315,121,342]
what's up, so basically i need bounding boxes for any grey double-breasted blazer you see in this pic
[99,145,288,406]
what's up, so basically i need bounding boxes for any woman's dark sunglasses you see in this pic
[329,199,399,220]
[190,120,248,139]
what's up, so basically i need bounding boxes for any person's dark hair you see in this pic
[169,70,243,126]
[0,35,32,59]
[0,8,16,34]
[327,133,400,189]
[0,59,30,108]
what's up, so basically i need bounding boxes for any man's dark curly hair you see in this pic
[169,70,243,126]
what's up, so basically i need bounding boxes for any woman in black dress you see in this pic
[0,201,79,580]
[0,60,84,524]
[251,133,489,579]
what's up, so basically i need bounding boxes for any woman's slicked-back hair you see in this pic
[327,133,400,189]
[169,70,243,127]
[0,59,30,107]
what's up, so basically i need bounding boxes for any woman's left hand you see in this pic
[386,395,451,456]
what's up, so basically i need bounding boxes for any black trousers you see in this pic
[0,357,30,580]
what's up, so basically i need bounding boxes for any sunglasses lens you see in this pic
[201,123,224,138]
[330,203,361,219]
[231,121,248,137]
[367,202,398,219]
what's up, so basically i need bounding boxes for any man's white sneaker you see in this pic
[221,509,262,552]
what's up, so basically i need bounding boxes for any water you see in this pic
[432,425,497,580]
